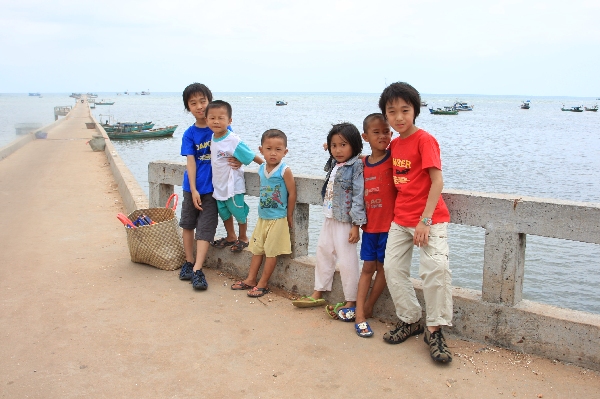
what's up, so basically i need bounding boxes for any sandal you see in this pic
[247,287,270,298]
[292,296,326,308]
[325,302,346,320]
[355,321,374,338]
[211,237,236,248]
[337,307,356,322]
[230,240,249,252]
[231,281,254,290]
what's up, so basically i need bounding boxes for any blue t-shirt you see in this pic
[258,162,289,219]
[180,124,213,194]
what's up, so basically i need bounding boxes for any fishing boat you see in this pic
[102,121,154,132]
[561,105,583,112]
[276,100,287,106]
[96,100,115,105]
[106,125,177,140]
[28,93,41,96]
[420,101,428,107]
[87,93,98,98]
[521,100,531,109]
[429,107,459,115]
[584,105,598,112]
[141,90,150,95]
[453,101,474,111]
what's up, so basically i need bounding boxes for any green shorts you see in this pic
[216,194,249,223]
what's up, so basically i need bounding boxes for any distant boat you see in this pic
[87,93,98,98]
[103,122,155,132]
[429,107,459,115]
[96,100,115,105]
[70,93,82,99]
[141,90,150,95]
[561,105,583,112]
[584,105,598,112]
[453,101,474,111]
[106,125,177,140]
[521,100,530,109]
[420,101,428,107]
[28,93,41,96]
[276,100,287,106]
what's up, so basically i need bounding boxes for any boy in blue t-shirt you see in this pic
[178,83,240,290]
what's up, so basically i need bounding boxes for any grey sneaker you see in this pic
[179,262,194,281]
[192,269,208,290]
[383,319,424,344]
[424,329,452,363]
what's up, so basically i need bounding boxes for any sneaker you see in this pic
[424,329,452,363]
[179,262,194,281]
[192,269,208,290]
[383,319,424,344]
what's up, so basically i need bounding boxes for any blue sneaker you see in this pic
[192,269,208,290]
[179,262,194,281]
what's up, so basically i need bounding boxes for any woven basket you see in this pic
[125,205,185,271]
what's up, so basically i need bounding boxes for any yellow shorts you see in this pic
[248,217,291,258]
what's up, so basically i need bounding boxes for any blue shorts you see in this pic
[216,194,249,224]
[360,232,389,263]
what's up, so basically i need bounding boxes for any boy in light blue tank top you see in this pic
[230,129,296,297]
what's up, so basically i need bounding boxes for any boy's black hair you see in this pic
[362,113,387,132]
[378,82,421,123]
[326,122,363,158]
[182,83,213,112]
[205,100,232,119]
[261,129,287,147]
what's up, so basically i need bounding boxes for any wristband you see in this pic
[420,217,432,226]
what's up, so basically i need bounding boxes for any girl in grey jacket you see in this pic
[292,123,366,322]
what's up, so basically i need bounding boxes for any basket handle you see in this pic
[166,193,178,210]
[116,213,136,228]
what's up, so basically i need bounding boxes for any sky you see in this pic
[1,0,599,96]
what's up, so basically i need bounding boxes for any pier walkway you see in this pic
[0,101,598,398]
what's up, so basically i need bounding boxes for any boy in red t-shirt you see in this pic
[354,113,396,338]
[379,82,453,363]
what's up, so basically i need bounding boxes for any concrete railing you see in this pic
[147,160,600,370]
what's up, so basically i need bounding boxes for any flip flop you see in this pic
[325,302,346,320]
[211,237,236,248]
[337,307,356,322]
[231,281,254,290]
[355,321,374,338]
[247,287,270,298]
[230,240,249,252]
[292,296,326,308]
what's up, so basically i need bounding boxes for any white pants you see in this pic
[384,222,452,327]
[314,218,360,301]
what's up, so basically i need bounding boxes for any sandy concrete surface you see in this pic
[1,102,599,398]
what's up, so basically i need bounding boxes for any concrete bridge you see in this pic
[0,100,598,398]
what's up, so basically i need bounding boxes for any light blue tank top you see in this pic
[258,162,288,219]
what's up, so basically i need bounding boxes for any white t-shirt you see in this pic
[323,162,344,218]
[210,131,256,201]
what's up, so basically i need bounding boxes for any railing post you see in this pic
[290,203,309,258]
[482,225,526,305]
[149,182,174,208]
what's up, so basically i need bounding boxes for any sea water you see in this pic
[2,92,599,314]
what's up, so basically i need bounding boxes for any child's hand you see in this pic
[348,225,360,244]
[228,157,242,170]
[414,223,430,247]
[287,215,294,229]
[192,190,203,211]
[322,143,328,151]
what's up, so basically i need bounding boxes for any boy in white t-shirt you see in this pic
[206,100,263,252]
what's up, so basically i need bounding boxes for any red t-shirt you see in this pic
[389,129,450,227]
[362,151,397,233]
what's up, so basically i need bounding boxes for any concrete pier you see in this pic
[0,101,599,398]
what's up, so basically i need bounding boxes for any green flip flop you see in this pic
[325,302,346,319]
[292,296,326,308]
